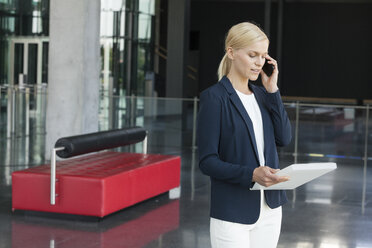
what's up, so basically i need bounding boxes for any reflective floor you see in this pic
[1,102,372,247]
[1,144,372,247]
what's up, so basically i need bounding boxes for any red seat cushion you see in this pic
[12,151,181,217]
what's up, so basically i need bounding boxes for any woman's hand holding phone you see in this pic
[261,55,279,93]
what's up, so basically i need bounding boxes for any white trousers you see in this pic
[210,191,282,248]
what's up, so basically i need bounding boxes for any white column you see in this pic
[45,0,101,158]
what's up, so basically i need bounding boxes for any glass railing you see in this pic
[1,86,371,216]
[279,102,371,164]
[0,85,48,186]
[279,101,371,213]
[1,85,371,172]
[0,84,47,138]
[99,92,198,154]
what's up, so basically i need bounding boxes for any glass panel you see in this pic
[100,11,114,37]
[32,10,42,34]
[98,95,195,153]
[118,38,126,91]
[14,43,24,84]
[27,43,38,84]
[0,0,48,36]
[120,9,126,37]
[138,13,152,40]
[277,102,372,172]
[42,41,48,83]
[101,0,123,11]
[0,86,7,132]
[296,106,364,159]
[0,85,47,167]
[136,44,146,95]
[100,0,155,96]
[368,106,372,166]
[0,40,8,84]
[139,0,155,15]
[0,9,16,34]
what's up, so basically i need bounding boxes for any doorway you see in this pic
[7,37,49,85]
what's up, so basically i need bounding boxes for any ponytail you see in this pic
[217,53,231,80]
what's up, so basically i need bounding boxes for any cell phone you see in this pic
[262,59,274,77]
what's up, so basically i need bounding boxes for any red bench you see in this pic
[12,128,181,217]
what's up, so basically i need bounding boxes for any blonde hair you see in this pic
[218,22,269,80]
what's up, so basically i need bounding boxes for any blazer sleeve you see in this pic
[265,90,292,146]
[197,90,254,188]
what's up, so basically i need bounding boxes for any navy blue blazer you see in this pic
[197,76,292,224]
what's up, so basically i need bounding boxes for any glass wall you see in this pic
[100,0,155,97]
[0,0,49,85]
[0,0,156,97]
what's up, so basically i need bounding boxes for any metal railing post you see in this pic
[25,87,30,136]
[362,104,370,214]
[294,101,300,164]
[0,87,2,127]
[130,94,135,127]
[7,87,15,138]
[192,97,198,150]
[292,101,300,205]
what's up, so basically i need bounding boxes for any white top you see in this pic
[235,90,265,166]
[235,89,267,212]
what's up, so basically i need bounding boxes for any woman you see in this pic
[197,22,292,248]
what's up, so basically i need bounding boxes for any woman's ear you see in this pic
[226,47,234,60]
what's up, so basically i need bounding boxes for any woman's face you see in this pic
[229,39,269,81]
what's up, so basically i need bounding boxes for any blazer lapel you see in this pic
[220,77,260,163]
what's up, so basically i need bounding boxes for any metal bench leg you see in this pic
[50,147,65,205]
[169,186,181,199]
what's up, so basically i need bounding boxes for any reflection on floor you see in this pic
[1,134,372,248]
[12,200,180,248]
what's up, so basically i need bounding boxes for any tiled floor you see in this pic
[1,104,372,247]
